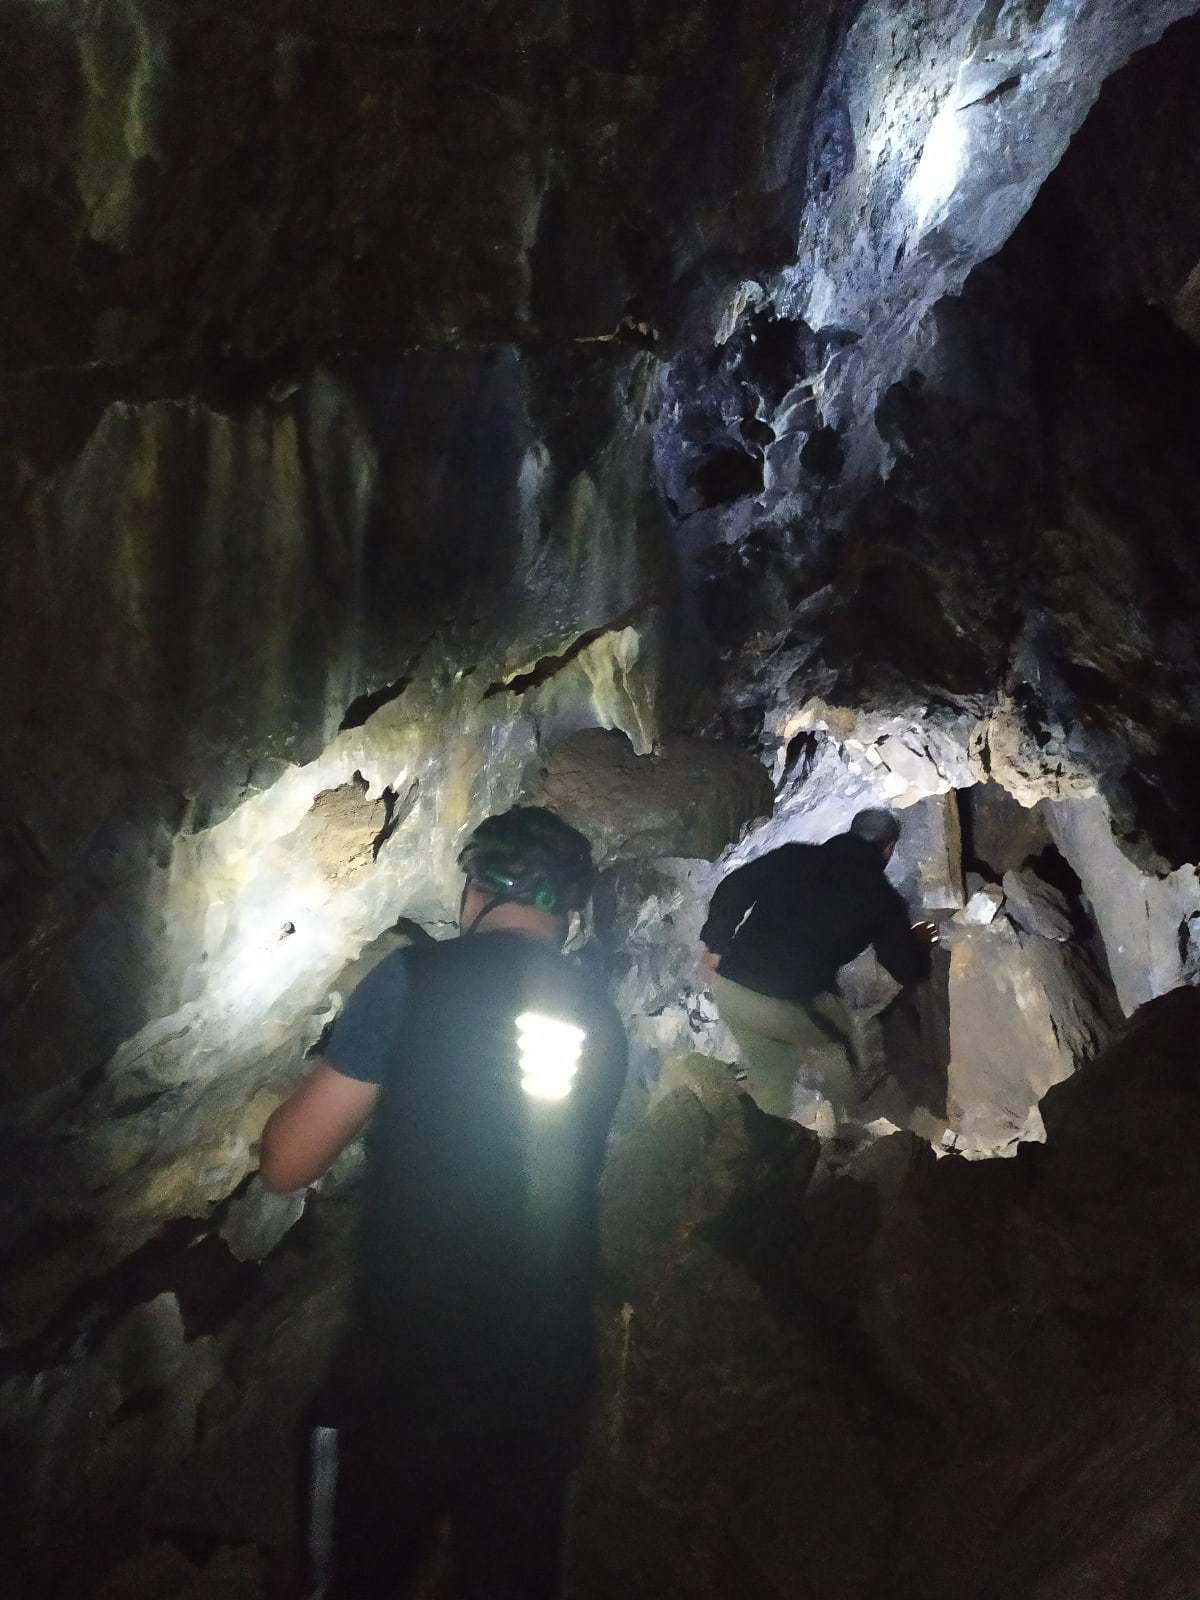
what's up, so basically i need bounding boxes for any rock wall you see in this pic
[678,7,1200,866]
[581,991,1200,1600]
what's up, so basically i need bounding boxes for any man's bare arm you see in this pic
[259,1062,381,1193]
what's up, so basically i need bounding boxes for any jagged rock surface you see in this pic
[582,992,1200,1600]
[530,727,774,864]
[1000,866,1073,942]
[945,919,1119,1155]
[576,1056,892,1600]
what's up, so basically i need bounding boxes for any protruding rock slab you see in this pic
[875,988,1200,1599]
[890,790,965,911]
[1001,867,1073,940]
[1048,796,1200,1014]
[533,729,774,864]
[945,923,1118,1154]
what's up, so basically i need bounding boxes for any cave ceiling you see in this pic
[5,0,1199,842]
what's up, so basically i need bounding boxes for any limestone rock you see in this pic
[872,989,1200,1598]
[5,5,1200,1596]
[966,782,1052,877]
[533,729,774,864]
[284,776,385,882]
[578,1061,891,1599]
[219,1179,306,1264]
[1048,796,1200,1014]
[1001,867,1074,941]
[583,992,1200,1595]
[148,1203,354,1549]
[956,884,1004,926]
[0,1294,188,1588]
[888,790,965,912]
[0,0,861,373]
[946,922,1119,1155]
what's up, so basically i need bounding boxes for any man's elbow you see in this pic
[258,1111,312,1194]
[258,1149,307,1196]
[258,1157,306,1195]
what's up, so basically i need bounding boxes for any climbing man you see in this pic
[260,806,627,1600]
[698,808,935,1133]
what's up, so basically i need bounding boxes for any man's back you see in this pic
[335,932,627,1419]
[260,805,619,1599]
[702,834,927,1001]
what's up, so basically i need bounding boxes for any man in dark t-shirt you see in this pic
[261,808,626,1600]
[699,808,934,1130]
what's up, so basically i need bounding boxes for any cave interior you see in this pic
[4,1,1200,1596]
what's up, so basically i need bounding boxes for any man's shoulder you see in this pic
[739,840,819,871]
[758,840,823,875]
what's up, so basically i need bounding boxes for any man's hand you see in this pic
[698,947,722,981]
[910,920,940,948]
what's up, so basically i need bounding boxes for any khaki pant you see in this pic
[712,974,859,1126]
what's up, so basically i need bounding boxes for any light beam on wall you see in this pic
[907,104,968,227]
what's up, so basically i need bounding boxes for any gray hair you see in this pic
[849,807,901,848]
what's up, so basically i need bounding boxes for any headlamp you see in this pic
[515,1012,586,1101]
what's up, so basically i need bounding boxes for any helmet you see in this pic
[457,806,595,916]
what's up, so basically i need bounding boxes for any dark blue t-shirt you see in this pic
[325,949,410,1085]
[323,932,627,1420]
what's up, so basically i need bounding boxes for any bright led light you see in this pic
[516,1012,586,1102]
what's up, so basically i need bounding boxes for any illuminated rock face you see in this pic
[4,2,1200,1596]
[945,919,1119,1156]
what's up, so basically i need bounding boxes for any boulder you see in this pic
[532,729,774,864]
[873,989,1200,1599]
[946,922,1119,1154]
[965,781,1052,877]
[956,883,1004,925]
[1001,866,1073,940]
[575,1056,891,1600]
[581,993,1200,1598]
[1048,796,1200,1014]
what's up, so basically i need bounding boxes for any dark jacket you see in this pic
[701,834,930,1003]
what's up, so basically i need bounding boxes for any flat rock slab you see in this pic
[1002,867,1073,940]
[947,922,1118,1153]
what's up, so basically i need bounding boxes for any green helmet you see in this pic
[457,806,595,916]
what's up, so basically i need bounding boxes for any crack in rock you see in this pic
[481,602,656,699]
